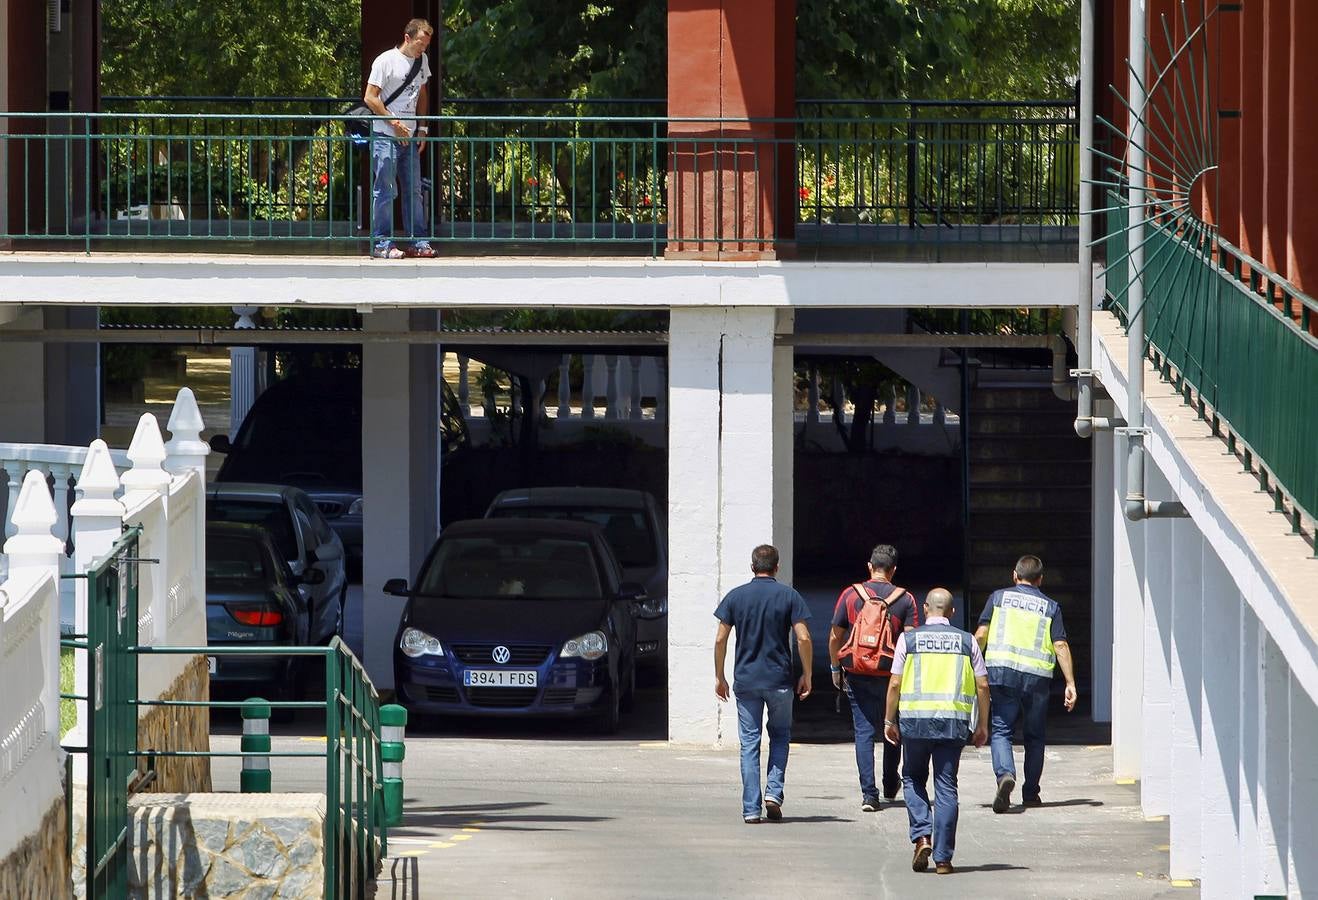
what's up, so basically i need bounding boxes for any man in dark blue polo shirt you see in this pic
[714,544,813,824]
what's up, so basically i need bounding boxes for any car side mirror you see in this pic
[618,582,647,604]
[314,542,344,563]
[383,578,410,597]
[208,434,232,454]
[301,568,327,586]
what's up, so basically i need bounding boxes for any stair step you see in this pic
[968,492,1091,512]
[969,459,1091,485]
[969,511,1092,536]
[969,436,1091,461]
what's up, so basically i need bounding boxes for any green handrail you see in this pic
[0,111,1079,252]
[1103,194,1318,537]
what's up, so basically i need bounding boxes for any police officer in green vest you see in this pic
[973,555,1077,814]
[884,588,989,875]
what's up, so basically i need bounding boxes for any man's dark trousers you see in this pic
[902,737,963,865]
[989,681,1049,799]
[846,673,901,800]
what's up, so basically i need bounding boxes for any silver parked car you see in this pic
[206,483,347,644]
[485,487,667,666]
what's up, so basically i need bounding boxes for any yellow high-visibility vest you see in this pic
[898,625,976,740]
[986,589,1056,678]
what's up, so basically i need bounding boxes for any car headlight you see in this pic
[636,596,667,619]
[347,497,364,517]
[399,627,444,658]
[559,630,608,661]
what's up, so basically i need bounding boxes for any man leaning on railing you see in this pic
[362,17,436,259]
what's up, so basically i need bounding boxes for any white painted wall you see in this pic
[1110,441,1143,779]
[667,307,792,745]
[1089,419,1114,722]
[1092,314,1318,897]
[1138,463,1174,817]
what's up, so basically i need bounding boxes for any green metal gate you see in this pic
[81,526,141,898]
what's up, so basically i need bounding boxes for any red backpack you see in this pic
[837,583,905,676]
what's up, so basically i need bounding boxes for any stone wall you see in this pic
[74,793,327,899]
[137,654,211,793]
[0,797,68,900]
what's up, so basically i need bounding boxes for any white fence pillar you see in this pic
[557,355,572,418]
[229,305,261,440]
[165,387,210,647]
[122,415,172,650]
[581,356,597,420]
[68,440,125,783]
[629,356,644,421]
[604,355,620,420]
[906,385,920,426]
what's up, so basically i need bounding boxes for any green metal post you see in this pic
[240,698,272,793]
[379,704,407,827]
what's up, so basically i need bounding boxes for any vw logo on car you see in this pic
[492,645,511,664]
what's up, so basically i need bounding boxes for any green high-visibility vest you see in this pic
[986,589,1056,678]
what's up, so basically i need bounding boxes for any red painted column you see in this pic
[6,1,47,235]
[1239,0,1265,258]
[667,0,795,259]
[1212,3,1242,244]
[1261,0,1291,275]
[1288,0,1318,297]
[1147,0,1178,207]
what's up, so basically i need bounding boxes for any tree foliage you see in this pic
[100,0,361,101]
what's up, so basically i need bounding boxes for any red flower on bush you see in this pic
[618,171,626,182]
[640,195,652,207]
[318,172,329,187]
[526,176,539,187]
[798,186,811,200]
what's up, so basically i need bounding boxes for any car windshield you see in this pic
[206,535,271,587]
[417,536,603,601]
[490,506,656,568]
[208,499,299,561]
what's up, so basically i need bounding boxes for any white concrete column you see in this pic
[1139,463,1174,817]
[581,356,597,419]
[1111,433,1144,779]
[1167,515,1202,880]
[1257,631,1290,896]
[557,355,571,418]
[1287,679,1318,895]
[1199,544,1241,897]
[362,310,439,689]
[667,309,725,744]
[229,306,260,440]
[1237,605,1261,898]
[1089,416,1115,722]
[667,307,788,745]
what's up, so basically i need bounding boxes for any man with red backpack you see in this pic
[827,544,922,811]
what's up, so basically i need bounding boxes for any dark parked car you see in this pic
[210,367,469,574]
[205,522,324,699]
[389,519,642,732]
[207,483,347,644]
[485,487,668,666]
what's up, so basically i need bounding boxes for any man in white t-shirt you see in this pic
[363,18,434,259]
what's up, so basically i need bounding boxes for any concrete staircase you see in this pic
[966,372,1094,703]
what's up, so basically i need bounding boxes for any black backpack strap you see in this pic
[383,54,424,107]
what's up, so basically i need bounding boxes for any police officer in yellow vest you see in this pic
[884,588,989,875]
[973,555,1077,814]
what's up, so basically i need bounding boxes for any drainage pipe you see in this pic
[1121,0,1187,521]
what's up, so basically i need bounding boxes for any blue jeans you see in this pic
[989,682,1049,798]
[734,688,793,819]
[902,738,963,864]
[846,674,902,800]
[371,136,425,248]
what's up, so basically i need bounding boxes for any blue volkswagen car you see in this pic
[389,519,642,732]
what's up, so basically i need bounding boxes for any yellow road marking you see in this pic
[1144,815,1166,823]
[637,741,667,749]
[461,827,480,833]
[449,834,473,842]
[1170,880,1196,888]
[430,842,456,849]
[1155,844,1171,851]
[299,736,328,742]
[1115,777,1137,785]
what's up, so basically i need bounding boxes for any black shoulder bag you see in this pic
[344,54,424,141]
